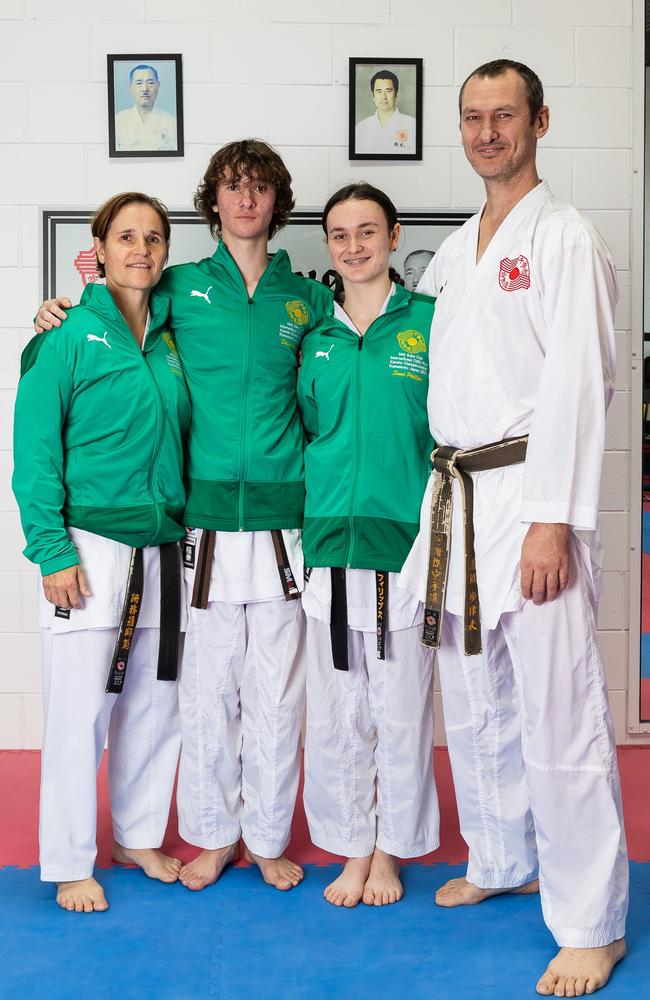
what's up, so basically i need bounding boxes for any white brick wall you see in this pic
[0,0,641,746]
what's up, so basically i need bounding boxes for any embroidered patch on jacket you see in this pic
[498,255,531,292]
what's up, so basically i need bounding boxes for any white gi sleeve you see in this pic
[416,250,440,297]
[521,241,617,530]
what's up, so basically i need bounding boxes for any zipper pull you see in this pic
[358,336,364,351]
[248,297,253,305]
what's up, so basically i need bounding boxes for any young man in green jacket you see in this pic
[35,140,333,893]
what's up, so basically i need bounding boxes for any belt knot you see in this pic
[432,445,461,477]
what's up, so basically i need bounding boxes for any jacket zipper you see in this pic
[238,297,253,530]
[345,334,364,566]
[142,348,165,541]
[228,251,279,531]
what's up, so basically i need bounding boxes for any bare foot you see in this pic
[112,843,181,883]
[362,848,404,906]
[56,876,108,913]
[536,940,626,996]
[435,875,539,907]
[324,855,373,908]
[178,843,240,891]
[243,846,303,890]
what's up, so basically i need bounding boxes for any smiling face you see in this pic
[212,168,277,245]
[372,78,397,115]
[460,68,548,184]
[93,202,168,295]
[325,198,400,289]
[129,68,160,111]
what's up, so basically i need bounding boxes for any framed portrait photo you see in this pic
[107,53,184,158]
[349,57,423,161]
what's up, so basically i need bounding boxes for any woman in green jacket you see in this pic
[12,192,191,913]
[297,183,439,909]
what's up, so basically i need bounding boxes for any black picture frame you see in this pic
[40,207,472,299]
[107,53,184,158]
[349,57,423,161]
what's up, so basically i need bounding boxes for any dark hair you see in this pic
[193,138,295,240]
[458,58,544,124]
[321,182,403,301]
[129,64,159,84]
[370,69,399,95]
[91,192,170,278]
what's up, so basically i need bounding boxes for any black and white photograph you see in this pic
[349,57,423,161]
[107,53,184,157]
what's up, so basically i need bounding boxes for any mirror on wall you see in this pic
[641,53,650,721]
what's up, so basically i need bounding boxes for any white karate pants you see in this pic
[176,598,305,858]
[40,627,181,882]
[438,538,628,947]
[304,619,439,859]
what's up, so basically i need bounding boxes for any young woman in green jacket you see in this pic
[297,183,439,908]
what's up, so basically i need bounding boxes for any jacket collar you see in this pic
[208,240,292,292]
[80,282,172,350]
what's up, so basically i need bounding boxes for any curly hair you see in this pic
[91,192,170,278]
[194,139,295,240]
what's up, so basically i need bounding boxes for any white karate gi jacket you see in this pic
[115,106,177,151]
[355,109,416,155]
[400,181,617,630]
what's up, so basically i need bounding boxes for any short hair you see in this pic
[404,249,434,267]
[458,59,544,124]
[194,139,295,240]
[370,69,399,96]
[129,64,159,84]
[91,192,170,278]
[322,182,399,236]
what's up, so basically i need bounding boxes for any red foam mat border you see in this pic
[0,747,648,867]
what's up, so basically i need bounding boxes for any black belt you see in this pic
[106,541,182,693]
[421,436,528,656]
[330,568,389,671]
[191,528,300,609]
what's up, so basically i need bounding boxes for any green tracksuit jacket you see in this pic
[156,243,332,531]
[13,283,191,576]
[297,283,435,573]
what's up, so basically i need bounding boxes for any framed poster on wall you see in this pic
[40,208,472,300]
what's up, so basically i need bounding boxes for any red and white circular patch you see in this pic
[498,255,531,291]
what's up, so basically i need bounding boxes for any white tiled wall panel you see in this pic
[0,1,639,746]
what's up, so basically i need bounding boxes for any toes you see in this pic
[83,896,93,914]
[574,981,586,998]
[554,977,567,998]
[362,889,374,905]
[536,972,556,996]
[564,979,576,998]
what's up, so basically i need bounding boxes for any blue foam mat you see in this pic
[642,634,650,678]
[643,511,650,555]
[1,863,649,1000]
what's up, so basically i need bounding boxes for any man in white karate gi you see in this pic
[115,64,177,152]
[401,58,628,996]
[355,69,416,155]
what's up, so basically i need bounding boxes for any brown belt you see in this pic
[191,528,300,610]
[421,436,528,656]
